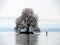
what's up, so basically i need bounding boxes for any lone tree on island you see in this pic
[15,8,40,34]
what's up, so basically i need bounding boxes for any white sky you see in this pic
[0,0,60,29]
[0,0,60,19]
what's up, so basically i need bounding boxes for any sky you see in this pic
[0,0,60,31]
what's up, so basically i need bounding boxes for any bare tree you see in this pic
[15,8,40,34]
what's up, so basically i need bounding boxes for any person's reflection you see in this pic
[16,34,38,45]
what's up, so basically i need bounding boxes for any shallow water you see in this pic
[0,32,60,45]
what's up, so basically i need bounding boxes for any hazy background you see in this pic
[0,0,60,32]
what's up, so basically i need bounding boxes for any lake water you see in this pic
[0,32,60,45]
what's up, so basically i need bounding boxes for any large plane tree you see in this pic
[15,8,40,34]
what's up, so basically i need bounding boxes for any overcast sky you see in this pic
[0,0,60,19]
[0,0,60,29]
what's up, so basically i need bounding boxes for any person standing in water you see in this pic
[46,31,48,36]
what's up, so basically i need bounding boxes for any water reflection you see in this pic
[0,32,16,45]
[0,32,60,45]
[0,32,38,45]
[16,34,38,45]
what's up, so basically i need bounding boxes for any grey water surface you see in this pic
[0,32,60,45]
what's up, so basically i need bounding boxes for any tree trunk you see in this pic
[26,24,30,34]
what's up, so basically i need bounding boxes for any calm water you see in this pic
[0,32,60,45]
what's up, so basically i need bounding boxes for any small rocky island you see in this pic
[15,8,40,34]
